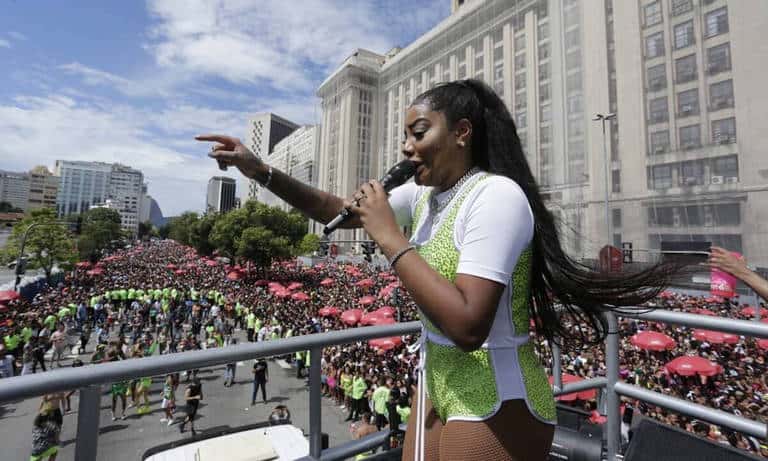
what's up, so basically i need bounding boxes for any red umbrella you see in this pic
[226,271,242,281]
[358,295,376,306]
[740,306,767,317]
[76,261,92,268]
[268,283,285,293]
[369,336,403,351]
[757,339,768,350]
[355,278,374,288]
[185,262,197,268]
[318,306,341,317]
[375,306,396,317]
[547,374,596,401]
[378,286,395,299]
[692,329,739,345]
[0,291,21,303]
[589,410,607,425]
[205,260,218,267]
[254,279,270,287]
[174,269,187,275]
[665,356,722,376]
[166,263,177,269]
[86,269,104,276]
[630,331,677,351]
[659,290,675,299]
[320,278,335,287]
[361,312,383,326]
[692,308,716,316]
[274,290,290,299]
[291,292,310,302]
[287,282,303,291]
[341,309,363,326]
[0,304,7,312]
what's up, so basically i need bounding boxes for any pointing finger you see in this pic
[195,134,238,145]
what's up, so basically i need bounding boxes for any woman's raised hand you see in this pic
[196,134,266,179]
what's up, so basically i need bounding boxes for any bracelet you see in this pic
[389,245,416,268]
[257,166,273,188]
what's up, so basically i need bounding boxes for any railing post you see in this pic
[309,346,323,459]
[604,312,620,461]
[75,384,102,461]
[552,340,562,392]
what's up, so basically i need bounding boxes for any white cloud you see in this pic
[0,39,10,48]
[0,94,249,216]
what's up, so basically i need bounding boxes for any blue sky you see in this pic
[0,0,449,216]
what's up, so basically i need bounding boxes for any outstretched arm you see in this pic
[196,134,361,228]
[709,246,768,302]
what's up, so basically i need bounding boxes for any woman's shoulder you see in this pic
[475,173,527,198]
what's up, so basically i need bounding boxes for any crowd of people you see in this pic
[1,239,766,458]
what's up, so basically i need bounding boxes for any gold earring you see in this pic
[458,141,465,147]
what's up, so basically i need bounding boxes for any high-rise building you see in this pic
[243,113,299,202]
[207,176,237,214]
[260,125,321,213]
[27,166,60,211]
[55,161,144,235]
[315,0,768,265]
[0,170,31,211]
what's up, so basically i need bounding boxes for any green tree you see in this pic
[295,233,320,256]
[158,222,171,239]
[235,227,292,266]
[77,208,123,261]
[138,220,156,240]
[209,208,250,259]
[3,208,76,280]
[190,213,219,255]
[167,212,200,246]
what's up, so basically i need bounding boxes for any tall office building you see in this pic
[315,0,768,265]
[55,161,144,235]
[206,176,237,214]
[243,113,299,203]
[27,166,60,211]
[0,170,31,211]
[260,125,321,212]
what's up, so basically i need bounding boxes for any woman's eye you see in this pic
[413,132,425,140]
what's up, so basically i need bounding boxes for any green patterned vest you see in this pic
[412,174,556,424]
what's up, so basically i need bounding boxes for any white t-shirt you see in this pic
[388,172,534,287]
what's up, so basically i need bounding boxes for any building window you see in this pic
[539,62,550,81]
[612,209,622,228]
[712,155,738,180]
[648,97,668,124]
[649,130,670,155]
[565,29,580,49]
[514,34,526,52]
[566,49,581,70]
[671,0,693,16]
[647,63,667,91]
[644,1,662,27]
[705,7,729,37]
[538,42,550,60]
[680,160,706,186]
[677,88,699,116]
[539,83,551,102]
[645,32,665,58]
[707,43,732,75]
[516,111,527,128]
[709,79,734,110]
[679,125,701,149]
[538,22,549,40]
[514,53,526,69]
[566,72,582,93]
[540,125,552,144]
[674,21,694,49]
[712,117,736,144]
[541,104,552,123]
[650,164,674,189]
[612,169,621,193]
[675,54,697,83]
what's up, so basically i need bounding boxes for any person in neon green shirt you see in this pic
[246,310,257,342]
[43,314,57,331]
[347,371,368,422]
[57,306,70,320]
[371,378,391,430]
[21,325,33,343]
[127,288,136,300]
[396,397,411,424]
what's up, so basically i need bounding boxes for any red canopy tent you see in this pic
[341,309,363,326]
[691,308,717,316]
[369,337,403,351]
[75,261,92,269]
[757,339,768,350]
[547,374,597,401]
[320,278,335,287]
[630,331,676,351]
[291,292,310,302]
[358,295,376,306]
[226,271,243,281]
[274,290,291,299]
[318,306,341,317]
[205,260,218,267]
[0,291,21,303]
[375,306,396,318]
[287,282,303,291]
[740,306,767,317]
[692,329,739,345]
[254,279,270,287]
[664,356,722,376]
[166,263,177,269]
[86,269,104,276]
[355,278,374,288]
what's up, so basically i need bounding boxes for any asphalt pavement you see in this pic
[0,330,358,461]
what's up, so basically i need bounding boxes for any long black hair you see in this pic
[413,79,681,345]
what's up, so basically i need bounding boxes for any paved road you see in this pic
[0,332,357,461]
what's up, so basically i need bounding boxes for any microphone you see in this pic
[323,159,417,236]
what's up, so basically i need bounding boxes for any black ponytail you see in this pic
[413,79,682,346]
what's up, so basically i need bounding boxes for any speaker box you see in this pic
[624,418,762,461]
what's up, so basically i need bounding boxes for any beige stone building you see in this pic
[314,0,768,266]
[27,166,59,211]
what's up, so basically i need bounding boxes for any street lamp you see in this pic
[593,113,616,246]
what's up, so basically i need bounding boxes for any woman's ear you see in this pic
[454,118,472,148]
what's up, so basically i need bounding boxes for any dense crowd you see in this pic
[1,240,766,458]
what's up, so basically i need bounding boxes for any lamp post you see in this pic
[593,113,616,246]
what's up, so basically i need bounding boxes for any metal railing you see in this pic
[0,311,766,460]
[0,322,421,461]
[550,310,768,460]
